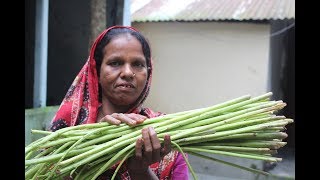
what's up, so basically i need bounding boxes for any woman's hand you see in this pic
[100,113,147,126]
[127,127,171,180]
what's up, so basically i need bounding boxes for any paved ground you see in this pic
[262,147,295,179]
[188,147,295,180]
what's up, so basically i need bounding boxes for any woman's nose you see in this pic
[121,64,135,79]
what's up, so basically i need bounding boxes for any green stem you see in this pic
[111,148,135,180]
[170,141,198,180]
[189,151,270,176]
[176,119,293,145]
[58,135,138,174]
[181,100,279,129]
[91,143,135,180]
[152,95,252,134]
[25,146,95,166]
[188,145,273,154]
[197,141,287,149]
[212,132,288,141]
[27,142,73,179]
[182,147,282,162]
[46,125,112,179]
[25,122,110,154]
[31,129,52,135]
[214,116,285,132]
[171,102,284,140]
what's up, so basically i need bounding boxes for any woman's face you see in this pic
[99,33,148,107]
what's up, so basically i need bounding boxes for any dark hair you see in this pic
[94,27,152,102]
[94,28,151,77]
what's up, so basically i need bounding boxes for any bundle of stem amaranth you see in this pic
[25,92,293,180]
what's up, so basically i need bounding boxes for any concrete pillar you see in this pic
[33,0,49,108]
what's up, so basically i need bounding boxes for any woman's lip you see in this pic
[115,83,135,88]
[115,85,135,93]
[116,85,134,89]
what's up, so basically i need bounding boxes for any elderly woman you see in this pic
[49,26,189,180]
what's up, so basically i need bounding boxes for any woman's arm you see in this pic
[128,167,159,180]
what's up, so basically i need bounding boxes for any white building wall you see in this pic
[133,22,270,114]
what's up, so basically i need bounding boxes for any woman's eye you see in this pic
[133,61,145,68]
[109,61,121,67]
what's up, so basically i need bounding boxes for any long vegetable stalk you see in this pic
[25,92,293,180]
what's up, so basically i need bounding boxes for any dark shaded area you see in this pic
[46,0,91,106]
[106,0,124,27]
[269,19,295,148]
[25,0,36,108]
[26,0,122,108]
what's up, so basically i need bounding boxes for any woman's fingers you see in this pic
[127,113,147,124]
[148,127,161,162]
[161,134,171,157]
[99,115,121,125]
[107,113,147,126]
[132,127,170,169]
[135,138,143,160]
[111,113,137,126]
[142,128,153,163]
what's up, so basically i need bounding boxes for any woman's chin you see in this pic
[113,98,137,107]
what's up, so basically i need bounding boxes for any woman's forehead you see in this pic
[105,35,142,51]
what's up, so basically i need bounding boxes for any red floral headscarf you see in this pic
[50,26,156,131]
